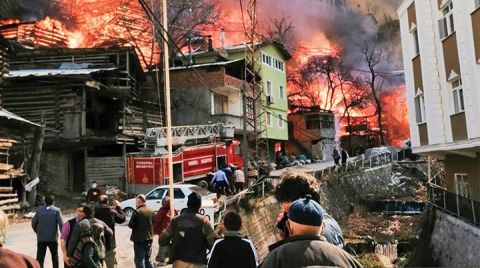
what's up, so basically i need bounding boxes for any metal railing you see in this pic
[428,183,480,227]
[313,152,393,180]
[247,152,393,197]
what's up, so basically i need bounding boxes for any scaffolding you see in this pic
[242,0,270,163]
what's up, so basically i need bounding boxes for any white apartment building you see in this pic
[398,0,480,201]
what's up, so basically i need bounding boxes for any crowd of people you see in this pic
[210,164,245,197]
[0,170,363,268]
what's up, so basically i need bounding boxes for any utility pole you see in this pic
[161,0,175,216]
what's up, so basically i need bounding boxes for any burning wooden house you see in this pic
[0,46,162,194]
[286,105,336,161]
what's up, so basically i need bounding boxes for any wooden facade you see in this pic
[0,47,162,193]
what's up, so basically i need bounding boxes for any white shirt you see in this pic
[234,169,245,183]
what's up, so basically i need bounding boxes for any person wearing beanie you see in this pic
[274,171,344,248]
[261,196,362,268]
[159,192,218,267]
[128,194,155,268]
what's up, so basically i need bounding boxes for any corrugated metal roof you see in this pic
[5,67,117,78]
[0,108,41,127]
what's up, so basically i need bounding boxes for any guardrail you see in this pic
[247,152,393,198]
[313,152,393,179]
[428,183,480,227]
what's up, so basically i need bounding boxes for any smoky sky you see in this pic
[246,0,405,86]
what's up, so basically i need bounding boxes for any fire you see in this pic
[0,0,410,148]
[381,85,410,146]
[0,1,159,69]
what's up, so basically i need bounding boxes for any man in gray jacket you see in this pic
[31,195,64,268]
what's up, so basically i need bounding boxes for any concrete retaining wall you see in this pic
[430,210,480,267]
[236,196,282,261]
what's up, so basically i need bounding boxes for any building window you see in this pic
[262,53,272,66]
[278,113,284,128]
[262,52,284,71]
[279,85,285,99]
[414,91,426,123]
[454,173,471,198]
[306,114,334,129]
[266,80,274,103]
[412,28,420,56]
[439,2,454,39]
[320,115,334,129]
[452,79,464,114]
[213,93,228,114]
[273,58,284,71]
[306,114,320,129]
[266,112,272,126]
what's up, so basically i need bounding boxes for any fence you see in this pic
[313,152,393,180]
[428,183,480,227]
[247,152,393,198]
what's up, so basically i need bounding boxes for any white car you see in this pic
[120,184,218,220]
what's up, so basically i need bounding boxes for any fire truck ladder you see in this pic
[243,0,270,162]
[144,123,234,155]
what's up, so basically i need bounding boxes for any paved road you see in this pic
[5,215,167,268]
[4,160,346,268]
[269,160,336,177]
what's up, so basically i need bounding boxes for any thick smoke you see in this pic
[214,0,404,85]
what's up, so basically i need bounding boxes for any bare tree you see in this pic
[362,39,386,145]
[166,0,222,51]
[263,16,295,48]
[339,72,370,151]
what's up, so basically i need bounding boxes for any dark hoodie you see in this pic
[153,201,178,235]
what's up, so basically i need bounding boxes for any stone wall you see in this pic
[236,196,281,261]
[430,210,480,267]
[39,151,70,194]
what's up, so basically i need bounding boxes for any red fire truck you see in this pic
[125,123,244,194]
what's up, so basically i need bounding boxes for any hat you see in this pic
[137,194,146,203]
[288,195,324,226]
[187,192,202,210]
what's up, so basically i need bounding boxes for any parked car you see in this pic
[120,184,218,221]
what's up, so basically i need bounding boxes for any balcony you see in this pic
[211,114,253,134]
[428,183,480,228]
[212,74,244,95]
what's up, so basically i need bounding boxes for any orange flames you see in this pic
[0,1,159,68]
[0,1,410,147]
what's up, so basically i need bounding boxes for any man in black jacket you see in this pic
[207,211,257,268]
[94,195,125,268]
[159,192,218,267]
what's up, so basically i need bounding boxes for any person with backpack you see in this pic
[67,204,113,268]
[94,195,126,268]
[61,203,86,268]
[207,211,258,268]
